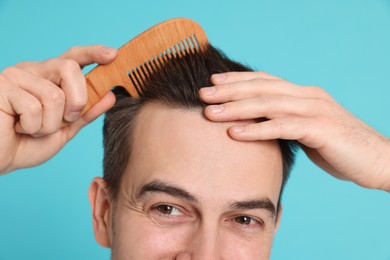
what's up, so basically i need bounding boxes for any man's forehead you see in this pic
[133,101,257,143]
[131,101,281,155]
[124,102,283,204]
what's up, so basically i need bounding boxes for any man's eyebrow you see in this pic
[136,180,276,217]
[229,198,276,217]
[136,179,199,203]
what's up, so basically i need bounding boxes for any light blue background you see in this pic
[1,0,389,259]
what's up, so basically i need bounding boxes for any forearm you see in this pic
[379,138,390,192]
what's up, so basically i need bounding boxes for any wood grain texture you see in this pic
[82,18,208,114]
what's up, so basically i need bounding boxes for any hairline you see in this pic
[110,98,284,215]
[103,44,296,211]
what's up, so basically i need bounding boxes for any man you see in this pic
[0,45,389,259]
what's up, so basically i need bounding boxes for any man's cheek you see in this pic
[112,216,192,259]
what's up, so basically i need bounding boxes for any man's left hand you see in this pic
[199,71,390,192]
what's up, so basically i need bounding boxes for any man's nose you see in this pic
[177,224,224,260]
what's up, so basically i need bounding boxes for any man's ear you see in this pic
[275,204,283,234]
[88,177,112,248]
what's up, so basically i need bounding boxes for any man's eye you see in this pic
[155,204,183,216]
[234,216,261,226]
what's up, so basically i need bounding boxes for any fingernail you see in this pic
[210,105,224,114]
[200,87,216,95]
[212,73,226,83]
[67,111,81,122]
[231,126,245,133]
[103,46,117,55]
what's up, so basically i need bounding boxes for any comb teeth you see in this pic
[127,34,200,95]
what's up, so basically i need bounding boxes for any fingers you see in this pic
[210,71,282,85]
[206,72,283,102]
[64,91,116,140]
[1,67,67,135]
[18,58,88,122]
[16,45,118,122]
[80,91,116,125]
[200,80,333,106]
[1,59,115,137]
[204,95,327,122]
[228,118,305,141]
[200,78,298,103]
[60,45,118,68]
[0,45,118,175]
[199,71,337,150]
[4,87,43,134]
[43,58,87,121]
[227,117,324,149]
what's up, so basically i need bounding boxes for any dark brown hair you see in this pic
[103,44,297,207]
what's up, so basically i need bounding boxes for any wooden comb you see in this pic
[81,18,208,115]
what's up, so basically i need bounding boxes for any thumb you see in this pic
[64,91,116,141]
[60,45,118,68]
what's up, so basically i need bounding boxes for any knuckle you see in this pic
[41,123,60,134]
[5,87,19,99]
[2,66,19,77]
[15,61,34,69]
[251,77,267,85]
[308,86,332,99]
[229,83,243,97]
[223,82,235,92]
[217,82,235,97]
[309,85,324,93]
[255,71,281,80]
[315,98,332,112]
[23,123,41,135]
[43,87,65,105]
[59,59,80,73]
[28,101,42,115]
[0,73,7,83]
[223,71,246,81]
[224,71,238,78]
[68,95,88,110]
[255,71,269,78]
[66,46,81,56]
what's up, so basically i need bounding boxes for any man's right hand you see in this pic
[0,45,118,175]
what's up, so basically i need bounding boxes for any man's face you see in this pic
[91,103,283,259]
